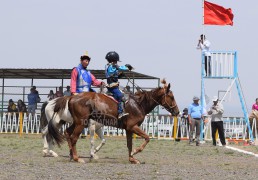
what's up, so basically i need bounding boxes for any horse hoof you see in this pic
[129,157,141,164]
[130,160,141,164]
[69,155,73,161]
[49,150,58,157]
[135,160,141,164]
[131,149,137,156]
[78,158,85,163]
[42,149,48,157]
[93,154,99,160]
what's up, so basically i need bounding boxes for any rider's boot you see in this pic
[118,102,129,120]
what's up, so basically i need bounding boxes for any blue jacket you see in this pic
[105,63,128,85]
[76,64,92,93]
[28,92,37,105]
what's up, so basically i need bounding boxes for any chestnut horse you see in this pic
[47,80,179,164]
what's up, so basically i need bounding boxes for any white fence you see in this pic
[0,112,257,141]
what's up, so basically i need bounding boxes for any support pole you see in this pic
[1,78,4,114]
[19,112,23,137]
[173,116,178,139]
[235,78,254,142]
[200,53,205,141]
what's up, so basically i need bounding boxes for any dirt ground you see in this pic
[1,134,258,180]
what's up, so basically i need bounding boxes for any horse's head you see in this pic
[152,79,180,116]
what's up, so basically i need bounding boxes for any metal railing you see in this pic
[0,112,256,141]
[203,51,237,78]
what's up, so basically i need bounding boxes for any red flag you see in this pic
[204,1,234,26]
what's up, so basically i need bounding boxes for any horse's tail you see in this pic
[40,101,49,131]
[47,117,65,147]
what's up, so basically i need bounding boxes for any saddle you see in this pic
[103,93,118,103]
[104,88,131,104]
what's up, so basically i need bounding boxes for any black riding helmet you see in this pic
[105,51,121,63]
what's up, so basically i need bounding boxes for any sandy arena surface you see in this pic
[1,134,258,180]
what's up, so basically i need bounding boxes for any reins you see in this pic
[124,73,144,92]
[150,88,177,112]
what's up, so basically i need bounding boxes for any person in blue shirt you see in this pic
[105,51,133,120]
[27,88,38,115]
[188,96,204,146]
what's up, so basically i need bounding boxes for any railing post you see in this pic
[173,116,177,139]
[19,112,23,137]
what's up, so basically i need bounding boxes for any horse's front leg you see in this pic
[94,126,106,154]
[130,125,150,156]
[89,122,96,159]
[70,124,85,163]
[126,130,140,164]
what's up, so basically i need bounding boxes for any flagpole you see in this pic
[202,0,205,35]
[200,0,205,142]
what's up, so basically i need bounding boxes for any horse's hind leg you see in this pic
[42,126,50,156]
[64,123,75,160]
[42,126,58,157]
[70,124,85,163]
[130,125,150,156]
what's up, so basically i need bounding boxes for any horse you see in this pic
[40,98,106,159]
[47,79,179,164]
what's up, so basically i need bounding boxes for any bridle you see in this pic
[151,88,177,113]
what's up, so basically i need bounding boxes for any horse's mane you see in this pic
[54,96,70,112]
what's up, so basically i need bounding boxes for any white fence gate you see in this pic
[0,113,257,141]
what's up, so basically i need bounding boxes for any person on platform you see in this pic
[197,34,211,76]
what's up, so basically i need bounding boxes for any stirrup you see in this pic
[118,112,129,119]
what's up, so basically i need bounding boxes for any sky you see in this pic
[1,0,258,116]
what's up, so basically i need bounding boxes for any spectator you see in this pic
[27,88,38,115]
[248,98,258,138]
[32,86,39,95]
[188,96,204,146]
[55,86,63,97]
[32,85,41,107]
[7,99,18,112]
[181,108,189,137]
[47,90,56,100]
[63,86,71,96]
[208,96,226,146]
[197,34,211,76]
[17,99,27,113]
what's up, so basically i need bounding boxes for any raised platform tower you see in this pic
[200,51,254,142]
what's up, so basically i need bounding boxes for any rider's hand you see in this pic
[125,64,133,71]
[72,92,78,96]
[118,72,125,78]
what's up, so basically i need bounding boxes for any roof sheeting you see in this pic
[0,68,159,80]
